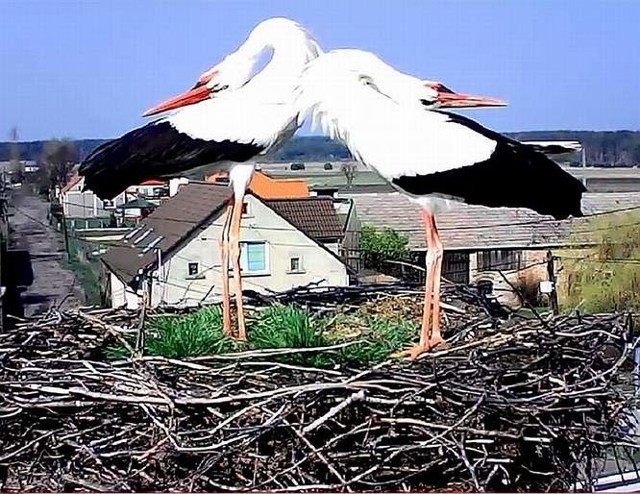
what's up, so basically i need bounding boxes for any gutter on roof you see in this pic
[408,237,610,252]
[100,257,145,289]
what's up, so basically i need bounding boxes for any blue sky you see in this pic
[1,0,638,141]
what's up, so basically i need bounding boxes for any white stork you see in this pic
[77,17,500,343]
[296,49,587,360]
[78,17,324,339]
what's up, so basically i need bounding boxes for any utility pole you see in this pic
[0,170,7,223]
[546,250,559,316]
[61,208,70,260]
[135,272,149,356]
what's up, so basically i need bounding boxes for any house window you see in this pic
[477,249,522,272]
[289,257,303,272]
[187,262,199,277]
[241,202,249,215]
[240,242,268,274]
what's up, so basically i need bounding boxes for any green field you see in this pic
[270,171,389,188]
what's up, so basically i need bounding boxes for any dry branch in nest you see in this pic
[0,284,639,492]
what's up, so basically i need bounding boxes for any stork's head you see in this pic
[142,64,232,117]
[143,17,321,117]
[422,80,507,109]
[297,49,506,116]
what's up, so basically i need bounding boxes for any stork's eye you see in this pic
[359,75,379,91]
[421,98,436,107]
[211,84,229,93]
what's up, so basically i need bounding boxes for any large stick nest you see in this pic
[0,284,638,492]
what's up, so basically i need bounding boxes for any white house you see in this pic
[59,175,188,228]
[60,175,127,219]
[102,182,351,309]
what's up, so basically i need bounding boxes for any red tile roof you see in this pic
[61,174,82,194]
[206,171,310,199]
[138,179,166,186]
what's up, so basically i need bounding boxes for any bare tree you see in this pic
[41,139,78,190]
[8,127,24,183]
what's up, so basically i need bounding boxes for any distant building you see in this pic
[206,170,361,271]
[59,175,126,227]
[58,176,183,229]
[206,170,311,199]
[333,197,361,272]
[348,191,640,307]
[102,182,351,309]
[125,179,170,204]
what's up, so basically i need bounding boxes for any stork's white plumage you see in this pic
[296,49,587,359]
[79,17,323,338]
[81,17,322,199]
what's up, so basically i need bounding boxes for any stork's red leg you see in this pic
[393,208,445,360]
[219,200,233,337]
[426,212,444,347]
[228,195,247,340]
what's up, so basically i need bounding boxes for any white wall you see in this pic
[63,189,126,218]
[110,273,140,310]
[149,195,349,307]
[169,178,189,197]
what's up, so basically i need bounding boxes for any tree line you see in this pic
[2,131,639,166]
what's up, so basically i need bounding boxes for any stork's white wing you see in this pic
[302,84,498,182]
[164,94,298,149]
[79,92,300,200]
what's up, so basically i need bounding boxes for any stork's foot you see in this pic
[236,319,247,341]
[392,336,446,360]
[222,316,233,337]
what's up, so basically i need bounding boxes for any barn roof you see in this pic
[349,192,640,251]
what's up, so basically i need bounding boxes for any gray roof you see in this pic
[119,197,157,209]
[265,197,344,242]
[562,166,640,179]
[102,182,231,284]
[348,192,640,251]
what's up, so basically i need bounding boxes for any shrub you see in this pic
[359,225,410,270]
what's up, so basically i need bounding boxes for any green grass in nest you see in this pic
[146,305,240,358]
[248,303,335,366]
[106,305,240,360]
[106,302,419,367]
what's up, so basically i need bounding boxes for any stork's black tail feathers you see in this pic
[78,121,264,200]
[392,112,587,220]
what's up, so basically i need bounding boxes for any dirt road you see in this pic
[9,189,82,317]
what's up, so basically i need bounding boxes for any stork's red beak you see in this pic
[437,91,507,108]
[425,81,507,109]
[143,72,217,117]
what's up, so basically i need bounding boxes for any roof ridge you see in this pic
[264,196,334,203]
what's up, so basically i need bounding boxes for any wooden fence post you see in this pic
[546,250,559,316]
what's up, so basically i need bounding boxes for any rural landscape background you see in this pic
[3,130,640,165]
[2,0,640,492]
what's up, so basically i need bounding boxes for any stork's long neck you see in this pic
[243,30,322,99]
